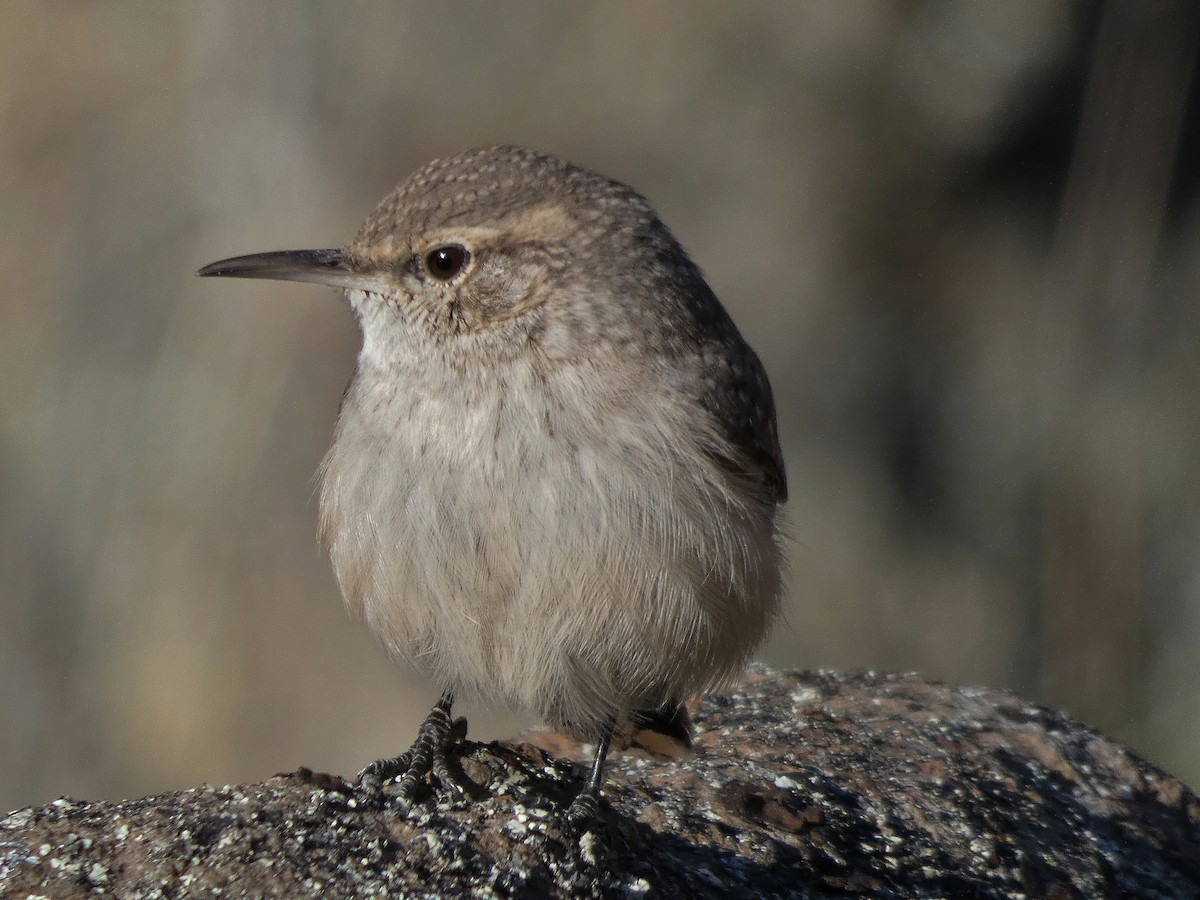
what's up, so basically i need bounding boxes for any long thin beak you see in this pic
[196,248,389,293]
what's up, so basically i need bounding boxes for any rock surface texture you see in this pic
[2,667,1197,898]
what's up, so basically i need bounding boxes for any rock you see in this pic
[2,667,1197,898]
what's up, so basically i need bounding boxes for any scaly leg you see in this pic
[565,715,616,828]
[357,690,471,801]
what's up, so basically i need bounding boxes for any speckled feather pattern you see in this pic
[319,146,785,736]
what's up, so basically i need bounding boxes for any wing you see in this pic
[682,271,787,504]
[644,226,787,504]
[736,343,788,502]
[712,338,788,503]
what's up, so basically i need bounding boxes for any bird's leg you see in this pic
[357,690,471,800]
[565,715,615,828]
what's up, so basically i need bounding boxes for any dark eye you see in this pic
[425,244,470,280]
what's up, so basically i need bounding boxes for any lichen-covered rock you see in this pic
[2,668,1197,898]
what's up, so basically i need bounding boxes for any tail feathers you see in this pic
[630,701,694,757]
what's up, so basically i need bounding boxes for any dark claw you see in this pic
[565,787,601,830]
[562,715,615,839]
[356,691,475,801]
[356,750,414,789]
[563,786,609,869]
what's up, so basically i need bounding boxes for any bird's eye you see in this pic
[425,244,470,281]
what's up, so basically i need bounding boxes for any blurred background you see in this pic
[3,1,1199,814]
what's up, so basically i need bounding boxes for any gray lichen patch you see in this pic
[2,668,1198,898]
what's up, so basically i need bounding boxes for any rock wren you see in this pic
[198,145,786,822]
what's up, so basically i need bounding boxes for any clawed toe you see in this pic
[358,697,619,835]
[564,788,601,831]
[358,692,475,803]
[356,750,414,789]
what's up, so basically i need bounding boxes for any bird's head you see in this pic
[199,145,684,367]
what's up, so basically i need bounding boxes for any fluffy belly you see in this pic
[320,381,781,731]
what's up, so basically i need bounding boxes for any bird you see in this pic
[198,145,786,825]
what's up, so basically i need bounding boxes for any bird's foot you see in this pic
[563,784,607,842]
[357,698,473,803]
[562,717,613,839]
[559,785,610,872]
